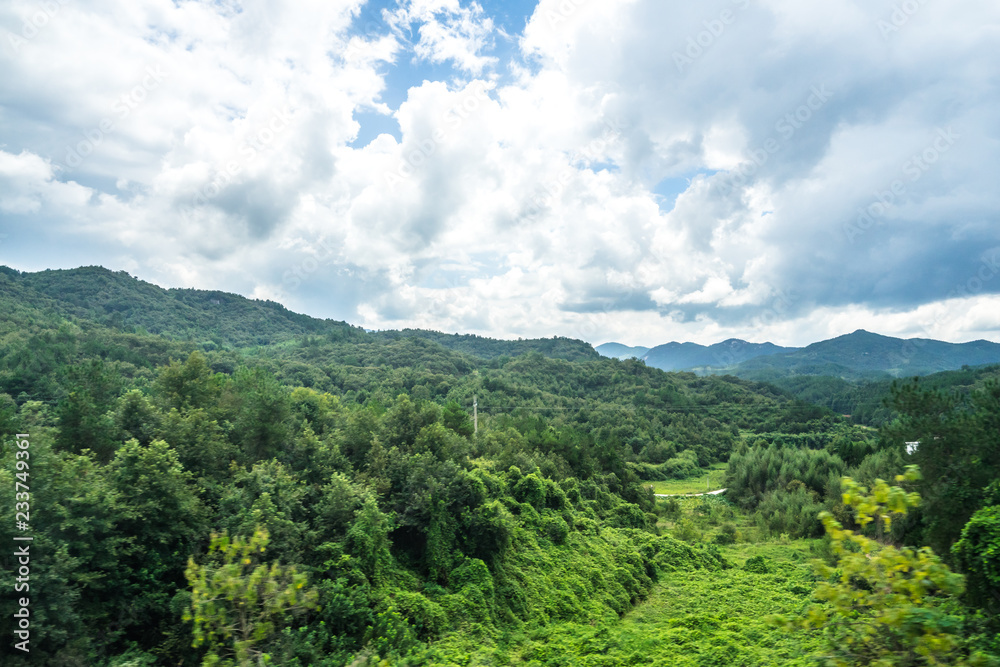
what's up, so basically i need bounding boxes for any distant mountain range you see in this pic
[642,339,798,372]
[596,339,798,371]
[5,265,998,380]
[597,330,1000,380]
[596,343,651,360]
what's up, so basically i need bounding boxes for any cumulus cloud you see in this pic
[386,0,497,74]
[0,0,997,346]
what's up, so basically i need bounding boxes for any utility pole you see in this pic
[473,395,478,435]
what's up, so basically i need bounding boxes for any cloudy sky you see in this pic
[1,0,998,347]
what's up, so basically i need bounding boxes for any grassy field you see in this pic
[643,463,728,495]
[506,511,823,665]
[413,492,825,665]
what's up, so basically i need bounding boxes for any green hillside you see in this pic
[372,329,600,361]
[768,364,1000,425]
[638,339,797,372]
[3,266,600,363]
[0,267,996,666]
[8,266,365,347]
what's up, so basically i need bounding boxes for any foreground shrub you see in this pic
[776,467,992,666]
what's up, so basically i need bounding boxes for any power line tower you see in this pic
[473,395,478,435]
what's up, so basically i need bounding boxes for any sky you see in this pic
[1,0,998,347]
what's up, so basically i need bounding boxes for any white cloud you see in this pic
[386,0,497,74]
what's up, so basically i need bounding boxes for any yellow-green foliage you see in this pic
[479,542,821,666]
[401,526,728,665]
[784,466,983,667]
[184,527,318,666]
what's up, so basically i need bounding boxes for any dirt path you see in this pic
[654,488,727,498]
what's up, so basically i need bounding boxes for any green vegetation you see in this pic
[0,266,996,666]
[185,527,319,666]
[768,364,1000,427]
[780,468,979,666]
[498,540,822,666]
[643,462,727,495]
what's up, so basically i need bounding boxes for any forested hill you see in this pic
[370,329,599,361]
[1,266,598,361]
[595,342,651,360]
[768,362,1000,426]
[0,264,824,466]
[631,339,796,372]
[2,265,365,347]
[0,264,852,665]
[2,265,997,665]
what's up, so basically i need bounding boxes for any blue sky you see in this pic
[0,0,998,346]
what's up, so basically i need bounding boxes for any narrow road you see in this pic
[654,488,727,497]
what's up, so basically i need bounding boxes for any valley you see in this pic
[0,266,997,666]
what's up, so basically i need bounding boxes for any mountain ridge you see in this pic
[9,265,999,376]
[596,342,651,360]
[598,329,1000,380]
[0,265,598,361]
[732,328,1000,380]
[596,338,800,371]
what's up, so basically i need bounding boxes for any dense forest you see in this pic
[768,365,1000,427]
[0,267,997,666]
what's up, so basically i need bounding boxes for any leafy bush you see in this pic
[952,505,1000,614]
[542,512,570,544]
[673,519,702,543]
[714,523,738,545]
[726,442,845,510]
[743,555,771,574]
[778,468,981,666]
[754,487,826,538]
